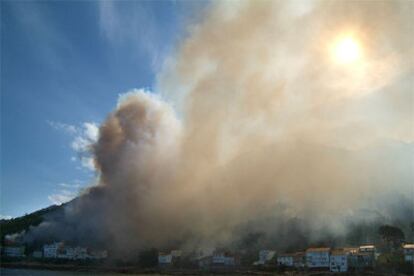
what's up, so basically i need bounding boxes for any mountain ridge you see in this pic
[1,202,67,244]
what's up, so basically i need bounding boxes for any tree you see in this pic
[138,248,158,268]
[378,225,405,250]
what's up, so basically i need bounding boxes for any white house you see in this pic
[306,248,330,269]
[43,242,63,258]
[276,252,306,268]
[2,246,25,257]
[330,250,348,272]
[343,247,358,254]
[158,250,181,266]
[359,245,375,254]
[158,252,173,265]
[293,252,306,268]
[43,242,98,260]
[74,247,89,259]
[403,244,414,263]
[254,250,275,265]
[57,246,75,259]
[277,254,294,267]
[197,250,238,269]
[89,249,107,260]
[348,252,374,270]
[359,245,378,261]
[212,252,236,266]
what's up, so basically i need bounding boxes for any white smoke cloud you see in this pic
[71,122,99,152]
[58,182,81,189]
[0,214,13,220]
[47,121,77,135]
[48,189,76,205]
[49,121,99,171]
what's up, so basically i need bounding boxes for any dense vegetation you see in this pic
[0,205,61,245]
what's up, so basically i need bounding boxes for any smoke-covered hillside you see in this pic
[1,204,62,243]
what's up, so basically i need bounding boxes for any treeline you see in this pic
[0,205,61,244]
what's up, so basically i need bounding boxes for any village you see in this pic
[1,241,413,274]
[1,241,108,261]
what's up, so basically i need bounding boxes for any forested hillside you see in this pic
[0,204,62,244]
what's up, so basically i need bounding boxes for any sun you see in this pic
[331,36,361,64]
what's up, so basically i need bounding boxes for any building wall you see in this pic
[3,246,25,257]
[43,243,95,260]
[212,254,235,266]
[277,256,294,267]
[258,250,275,264]
[43,243,62,258]
[330,254,348,272]
[404,254,413,263]
[158,254,173,265]
[348,253,374,270]
[359,246,375,255]
[403,247,414,263]
[293,255,305,268]
[306,251,330,268]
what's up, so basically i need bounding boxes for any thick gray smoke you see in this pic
[25,0,413,256]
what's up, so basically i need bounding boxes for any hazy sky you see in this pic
[1,0,202,218]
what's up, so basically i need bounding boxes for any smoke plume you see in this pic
[25,0,413,256]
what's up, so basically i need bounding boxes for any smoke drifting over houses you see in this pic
[25,1,413,256]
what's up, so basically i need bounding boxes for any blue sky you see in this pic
[1,0,204,218]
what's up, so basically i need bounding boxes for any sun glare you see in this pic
[331,36,361,64]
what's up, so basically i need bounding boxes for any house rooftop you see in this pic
[278,252,304,257]
[352,252,374,257]
[359,245,375,249]
[403,244,414,249]
[278,253,296,257]
[260,250,276,257]
[331,250,347,256]
[196,255,211,261]
[306,247,330,252]
[343,247,359,253]
[259,250,276,254]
